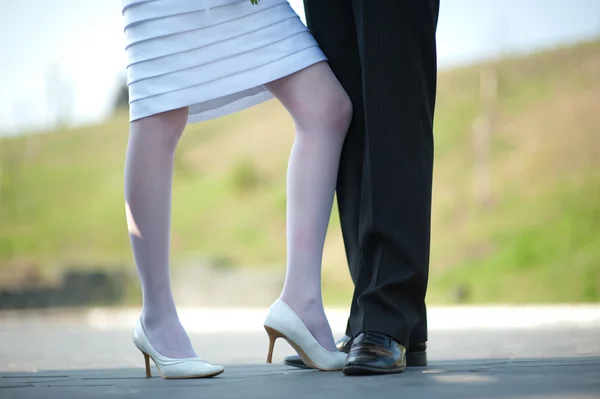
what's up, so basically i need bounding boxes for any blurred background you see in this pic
[0,0,599,311]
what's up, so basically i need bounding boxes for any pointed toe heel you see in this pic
[263,300,347,371]
[133,318,224,379]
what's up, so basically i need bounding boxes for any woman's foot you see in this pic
[141,313,197,359]
[264,299,347,371]
[277,295,337,352]
[133,318,223,379]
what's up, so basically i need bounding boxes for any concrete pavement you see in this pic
[1,305,599,398]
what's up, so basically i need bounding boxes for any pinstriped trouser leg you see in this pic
[304,0,439,347]
[349,0,439,347]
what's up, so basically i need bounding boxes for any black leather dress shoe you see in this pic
[342,332,406,375]
[407,342,427,367]
[284,335,426,369]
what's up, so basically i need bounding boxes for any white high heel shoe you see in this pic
[132,318,224,379]
[264,299,347,371]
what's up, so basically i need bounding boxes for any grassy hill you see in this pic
[1,40,599,304]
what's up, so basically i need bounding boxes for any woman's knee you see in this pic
[322,89,353,134]
[268,63,353,138]
[297,87,353,139]
[130,107,188,147]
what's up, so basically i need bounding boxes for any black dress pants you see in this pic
[303,0,440,347]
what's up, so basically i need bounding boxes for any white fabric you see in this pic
[121,0,326,123]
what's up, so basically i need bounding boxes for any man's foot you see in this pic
[407,342,427,367]
[342,332,406,376]
[284,335,426,369]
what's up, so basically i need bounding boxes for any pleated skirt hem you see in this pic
[129,46,326,123]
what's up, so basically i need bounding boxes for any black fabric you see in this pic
[303,0,440,347]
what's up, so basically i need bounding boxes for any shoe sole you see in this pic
[342,365,406,376]
[285,351,427,369]
[161,369,224,379]
[284,359,313,369]
[406,350,427,367]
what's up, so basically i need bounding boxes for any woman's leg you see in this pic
[124,107,196,358]
[266,62,352,351]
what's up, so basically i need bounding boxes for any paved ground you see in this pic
[1,306,599,398]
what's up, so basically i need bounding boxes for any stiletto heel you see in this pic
[265,326,283,363]
[264,300,347,371]
[142,352,152,378]
[133,318,224,379]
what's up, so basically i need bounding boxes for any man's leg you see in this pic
[344,0,439,374]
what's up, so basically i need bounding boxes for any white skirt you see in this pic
[122,0,327,124]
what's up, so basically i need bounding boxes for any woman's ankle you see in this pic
[141,304,180,329]
[279,292,324,311]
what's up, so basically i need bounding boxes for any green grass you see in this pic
[1,39,599,304]
[428,177,600,303]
